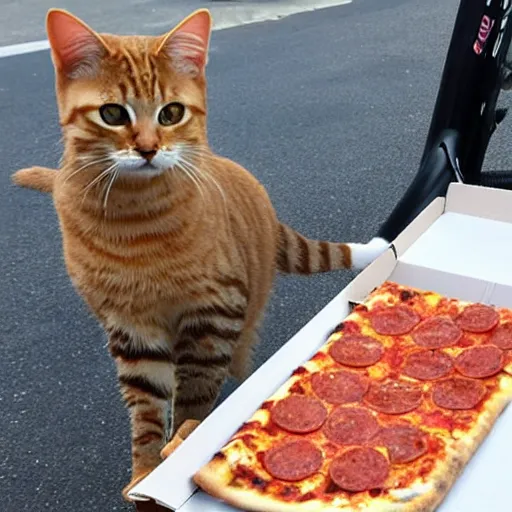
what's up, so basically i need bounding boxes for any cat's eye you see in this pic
[99,104,130,126]
[158,102,185,126]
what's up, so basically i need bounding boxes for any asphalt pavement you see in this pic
[2,0,512,511]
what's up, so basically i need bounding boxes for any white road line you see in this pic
[0,40,50,58]
[0,0,352,59]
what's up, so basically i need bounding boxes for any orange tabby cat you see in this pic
[12,8,389,500]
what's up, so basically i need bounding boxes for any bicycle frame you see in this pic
[378,0,512,242]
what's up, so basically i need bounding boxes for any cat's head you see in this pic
[47,8,212,178]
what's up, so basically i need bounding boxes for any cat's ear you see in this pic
[46,9,109,78]
[156,9,212,77]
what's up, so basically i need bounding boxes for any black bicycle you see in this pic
[378,0,512,242]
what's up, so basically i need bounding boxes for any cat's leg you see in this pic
[229,328,260,382]
[161,325,258,459]
[172,343,231,432]
[171,306,246,434]
[107,327,175,501]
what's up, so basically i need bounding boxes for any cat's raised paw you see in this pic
[348,237,390,270]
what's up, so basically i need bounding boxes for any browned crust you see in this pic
[398,376,512,512]
[194,456,407,511]
[194,460,342,512]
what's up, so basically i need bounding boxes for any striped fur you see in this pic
[277,223,352,273]
[11,8,388,502]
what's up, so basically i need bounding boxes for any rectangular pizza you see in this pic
[193,281,512,511]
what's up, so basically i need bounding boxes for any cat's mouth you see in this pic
[118,163,165,178]
[113,157,166,177]
[112,151,177,177]
[124,162,158,172]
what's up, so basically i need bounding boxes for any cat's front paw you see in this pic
[122,470,154,502]
[349,237,390,270]
[160,419,201,460]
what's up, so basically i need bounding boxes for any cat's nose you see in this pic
[137,149,157,161]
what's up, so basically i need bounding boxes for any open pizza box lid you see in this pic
[129,182,512,511]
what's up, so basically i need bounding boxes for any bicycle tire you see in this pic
[479,170,512,189]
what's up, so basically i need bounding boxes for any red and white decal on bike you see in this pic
[474,15,495,55]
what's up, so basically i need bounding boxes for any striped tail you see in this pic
[11,166,57,193]
[277,223,389,274]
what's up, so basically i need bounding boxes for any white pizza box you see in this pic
[129,182,512,512]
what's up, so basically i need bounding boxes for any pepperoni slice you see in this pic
[311,370,368,405]
[263,439,323,482]
[490,323,512,349]
[371,305,421,335]
[374,425,428,464]
[270,395,327,434]
[455,345,504,378]
[364,380,423,414]
[329,447,389,492]
[403,350,453,380]
[329,335,384,367]
[412,316,462,348]
[432,377,486,410]
[323,407,380,445]
[456,304,499,333]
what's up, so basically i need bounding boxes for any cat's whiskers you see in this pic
[179,147,227,207]
[178,153,230,230]
[64,156,113,184]
[81,163,119,205]
[179,155,221,202]
[177,153,211,191]
[174,157,207,204]
[180,144,211,159]
[102,168,120,211]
